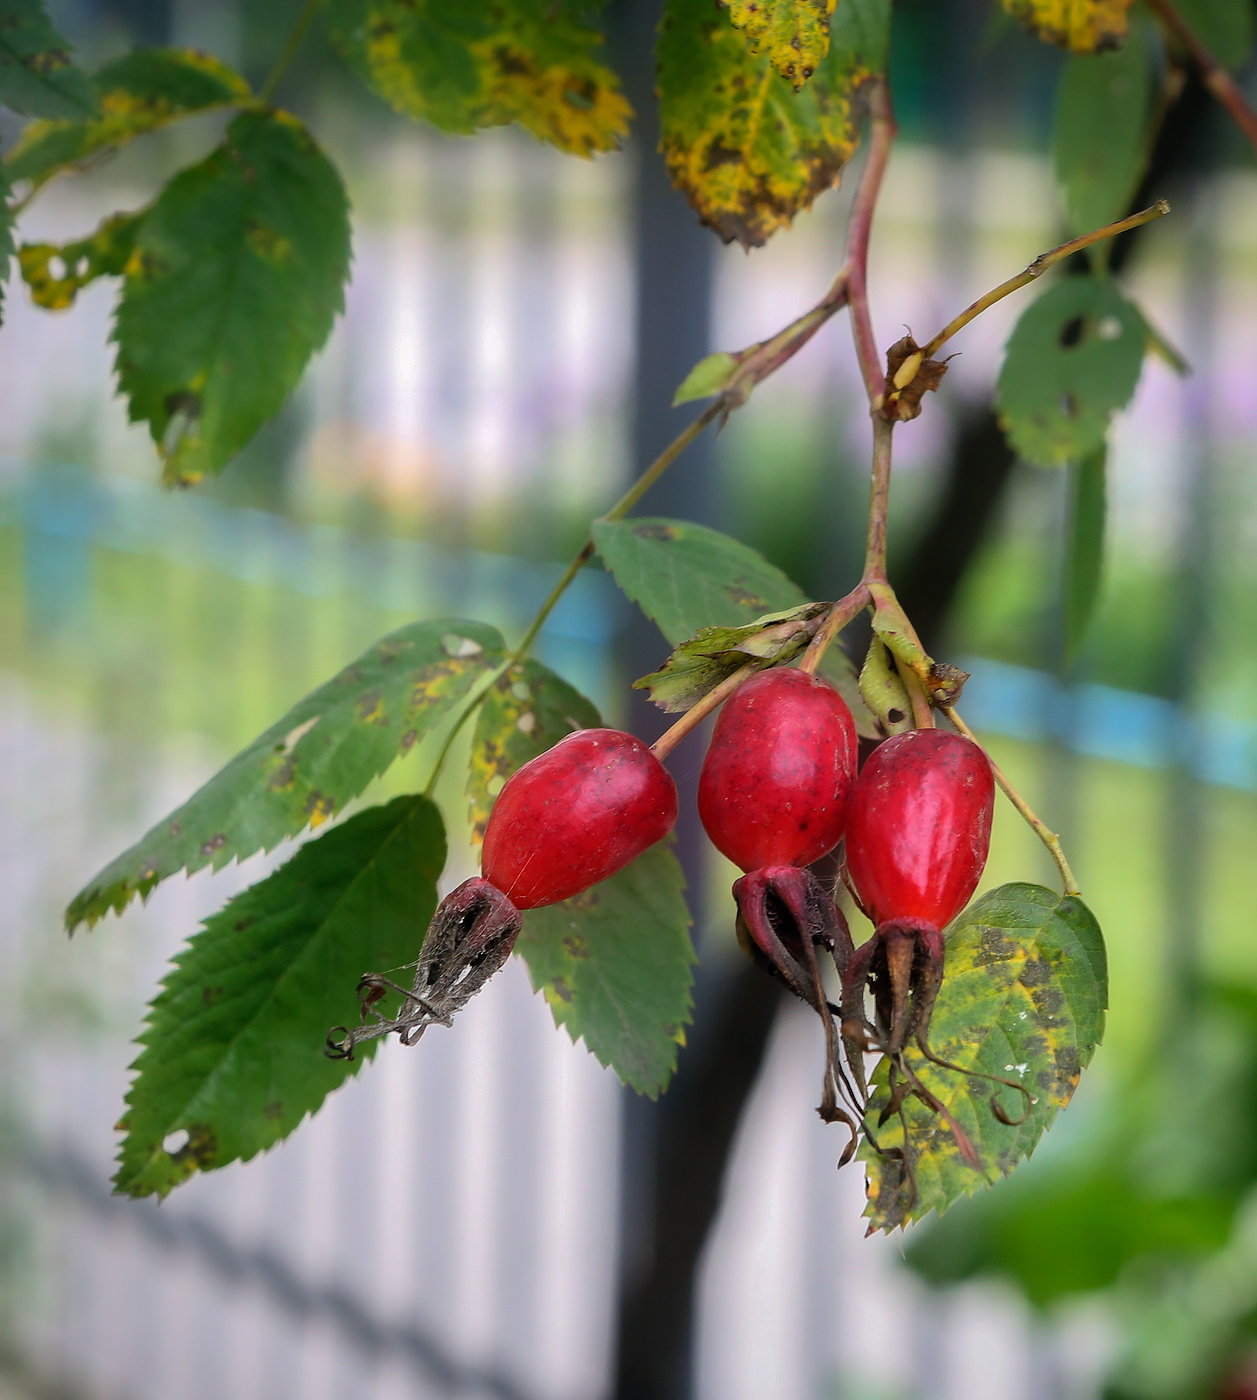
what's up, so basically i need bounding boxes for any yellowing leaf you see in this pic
[724,0,836,88]
[1001,0,1135,52]
[658,0,889,246]
[18,208,140,309]
[324,0,630,158]
[6,48,250,192]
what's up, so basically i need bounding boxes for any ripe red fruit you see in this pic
[481,728,678,909]
[697,667,858,873]
[844,728,994,930]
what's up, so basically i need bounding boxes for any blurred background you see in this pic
[4,0,1257,1397]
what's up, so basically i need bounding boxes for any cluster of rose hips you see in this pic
[334,663,1007,1179]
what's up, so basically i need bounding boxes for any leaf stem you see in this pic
[919,202,1170,360]
[422,662,511,798]
[798,583,871,675]
[258,0,322,106]
[1146,0,1257,157]
[848,80,897,403]
[942,706,1081,896]
[650,663,757,760]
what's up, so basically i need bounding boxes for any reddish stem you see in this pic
[847,80,897,405]
[1147,0,1257,157]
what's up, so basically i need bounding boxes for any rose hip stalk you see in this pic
[329,729,677,1058]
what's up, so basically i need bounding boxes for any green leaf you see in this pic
[114,795,446,1199]
[634,601,829,712]
[673,350,739,406]
[517,841,695,1096]
[323,0,630,157]
[466,658,601,844]
[860,883,1107,1232]
[112,109,351,485]
[0,0,97,119]
[1000,0,1135,52]
[995,274,1149,468]
[1173,0,1253,69]
[18,208,141,310]
[5,48,250,192]
[724,0,834,89]
[1064,446,1106,661]
[1053,22,1153,250]
[66,619,504,931]
[657,0,889,247]
[593,515,868,730]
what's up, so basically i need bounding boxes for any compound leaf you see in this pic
[115,795,445,1199]
[6,48,249,192]
[517,841,694,1096]
[861,883,1107,1232]
[658,0,889,247]
[0,0,97,119]
[996,274,1149,468]
[1053,21,1154,246]
[634,601,829,712]
[66,619,504,931]
[1064,446,1106,661]
[324,0,630,157]
[1001,0,1135,51]
[113,109,351,485]
[593,515,866,728]
[466,659,601,845]
[18,209,141,310]
[724,0,835,89]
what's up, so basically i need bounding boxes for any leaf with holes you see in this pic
[724,0,836,89]
[0,0,96,119]
[1001,0,1135,51]
[6,48,250,193]
[1065,446,1106,661]
[112,109,350,485]
[658,0,888,247]
[517,841,695,1096]
[466,659,601,845]
[324,0,630,158]
[115,795,445,1199]
[860,883,1107,1232]
[1053,22,1154,247]
[634,602,830,712]
[996,275,1149,468]
[592,516,869,731]
[66,619,504,931]
[19,209,141,310]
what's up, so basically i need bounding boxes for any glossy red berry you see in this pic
[697,667,858,873]
[844,728,994,930]
[481,728,678,909]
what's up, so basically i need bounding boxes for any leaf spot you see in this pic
[441,634,483,659]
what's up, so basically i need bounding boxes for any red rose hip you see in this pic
[697,667,858,873]
[844,728,994,930]
[481,728,678,909]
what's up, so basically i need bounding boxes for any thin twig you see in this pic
[650,663,758,760]
[919,202,1170,360]
[847,80,897,403]
[893,651,934,729]
[942,706,1081,896]
[258,0,322,105]
[1147,0,1257,157]
[798,583,872,675]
